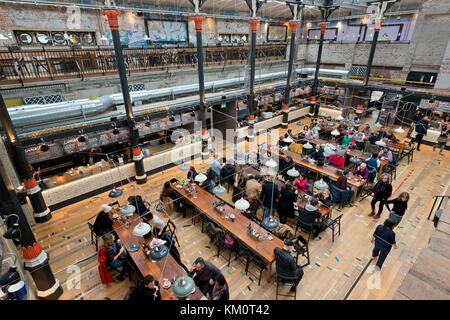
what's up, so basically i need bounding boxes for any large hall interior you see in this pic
[0,0,449,303]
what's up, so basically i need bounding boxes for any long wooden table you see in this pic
[240,165,331,218]
[170,182,284,282]
[269,147,366,202]
[112,212,205,300]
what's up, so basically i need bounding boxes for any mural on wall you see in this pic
[146,20,188,43]
[103,12,147,46]
[268,25,287,41]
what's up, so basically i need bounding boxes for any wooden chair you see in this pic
[321,214,343,243]
[87,222,100,251]
[245,251,267,286]
[275,274,298,300]
[293,235,310,268]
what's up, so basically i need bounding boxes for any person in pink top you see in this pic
[294,174,308,193]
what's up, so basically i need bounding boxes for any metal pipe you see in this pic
[313,23,328,96]
[364,20,383,87]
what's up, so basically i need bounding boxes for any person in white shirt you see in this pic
[146,212,166,237]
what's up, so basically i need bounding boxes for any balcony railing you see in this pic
[0,44,287,86]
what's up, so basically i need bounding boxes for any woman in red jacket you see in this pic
[368,174,393,219]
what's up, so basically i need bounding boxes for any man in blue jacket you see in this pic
[413,115,429,151]
[260,177,280,219]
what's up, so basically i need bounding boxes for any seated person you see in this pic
[188,257,222,296]
[102,233,129,281]
[187,166,198,183]
[315,189,332,208]
[299,198,325,241]
[294,174,308,193]
[368,134,381,144]
[378,147,393,162]
[127,195,149,217]
[385,130,398,143]
[209,156,223,179]
[341,135,353,147]
[333,169,355,206]
[274,239,304,292]
[376,127,387,139]
[353,163,369,180]
[201,169,217,194]
[279,155,295,179]
[93,204,114,237]
[245,175,262,201]
[337,121,347,131]
[362,124,372,137]
[308,144,324,161]
[297,125,310,139]
[347,139,358,149]
[160,181,174,206]
[208,274,229,300]
[127,274,161,301]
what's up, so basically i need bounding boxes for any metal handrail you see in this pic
[427,195,450,220]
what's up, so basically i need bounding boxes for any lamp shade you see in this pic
[149,245,169,261]
[109,188,123,198]
[0,253,20,286]
[314,179,329,190]
[349,157,361,164]
[320,112,328,117]
[375,140,386,147]
[173,276,195,298]
[287,168,300,177]
[235,198,250,211]
[132,222,151,237]
[374,123,382,128]
[261,216,279,230]
[313,125,321,131]
[264,159,278,168]
[394,127,405,133]
[331,129,340,136]
[297,121,305,126]
[336,115,344,121]
[180,163,191,171]
[283,136,293,143]
[3,214,20,240]
[213,184,227,195]
[323,147,336,157]
[303,142,313,149]
[119,204,136,216]
[194,173,207,183]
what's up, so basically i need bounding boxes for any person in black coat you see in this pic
[274,239,304,292]
[127,275,161,301]
[368,174,393,219]
[277,181,298,224]
[93,204,114,237]
[413,115,429,151]
[279,156,295,180]
[188,257,222,296]
[315,189,332,208]
[308,144,324,161]
[220,161,236,190]
[260,177,280,219]
[127,195,149,217]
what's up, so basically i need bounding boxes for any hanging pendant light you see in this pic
[119,204,135,217]
[109,187,123,198]
[287,167,300,177]
[132,221,152,237]
[112,124,119,135]
[3,214,20,240]
[374,123,382,128]
[0,33,8,40]
[264,158,277,168]
[173,276,195,298]
[297,121,304,126]
[331,129,340,136]
[213,184,227,195]
[394,127,405,133]
[261,216,279,230]
[194,173,207,183]
[234,197,250,211]
[149,245,169,261]
[314,178,329,190]
[283,136,293,143]
[375,140,386,147]
[320,112,328,117]
[313,125,321,131]
[323,146,336,157]
[39,138,49,152]
[303,142,313,149]
[0,253,20,286]
[336,115,344,121]
[180,162,191,171]
[349,156,361,165]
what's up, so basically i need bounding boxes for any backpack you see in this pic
[224,234,235,248]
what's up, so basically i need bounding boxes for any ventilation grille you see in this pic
[349,66,367,78]
[24,94,64,105]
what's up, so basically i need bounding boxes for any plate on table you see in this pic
[128,245,139,252]
[176,185,183,189]
[112,213,119,219]
[162,280,171,289]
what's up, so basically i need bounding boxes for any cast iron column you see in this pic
[0,168,62,299]
[247,19,260,143]
[192,16,209,160]
[103,9,147,184]
[0,94,51,223]
[312,23,327,96]
[364,19,383,86]
[282,21,300,129]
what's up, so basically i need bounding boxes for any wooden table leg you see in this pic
[267,260,273,283]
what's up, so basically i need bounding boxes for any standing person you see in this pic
[369,174,393,219]
[210,156,223,180]
[384,192,409,225]
[245,175,262,201]
[406,110,421,139]
[93,204,114,237]
[433,116,449,156]
[413,115,429,151]
[260,176,280,219]
[277,181,298,224]
[371,219,397,271]
[279,156,295,180]
[188,257,221,296]
[274,239,304,292]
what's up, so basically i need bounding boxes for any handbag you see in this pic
[155,201,165,212]
[224,234,235,248]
